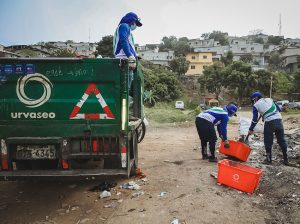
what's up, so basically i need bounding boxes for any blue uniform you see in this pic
[197,107,229,140]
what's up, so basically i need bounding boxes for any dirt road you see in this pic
[0,114,299,224]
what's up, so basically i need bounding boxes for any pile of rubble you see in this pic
[246,117,300,224]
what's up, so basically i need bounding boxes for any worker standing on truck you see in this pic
[113,12,142,89]
[195,104,238,162]
[248,91,290,165]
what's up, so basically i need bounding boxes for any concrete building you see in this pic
[136,44,159,52]
[188,39,215,49]
[47,41,96,57]
[281,47,300,73]
[185,52,214,76]
[0,44,22,58]
[139,49,174,66]
[69,42,97,57]
[285,38,300,47]
[4,45,51,57]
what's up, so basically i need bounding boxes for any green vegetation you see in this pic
[169,56,190,76]
[51,49,76,57]
[18,49,39,57]
[96,35,114,57]
[267,35,284,45]
[201,31,229,46]
[145,102,198,123]
[159,36,191,56]
[142,61,182,103]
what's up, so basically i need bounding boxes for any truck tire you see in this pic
[137,121,146,143]
[130,130,139,176]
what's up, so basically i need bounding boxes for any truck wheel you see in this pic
[137,121,146,143]
[130,130,139,176]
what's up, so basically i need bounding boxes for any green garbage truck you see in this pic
[0,58,146,179]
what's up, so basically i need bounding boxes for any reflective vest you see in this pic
[254,98,281,121]
[113,24,136,59]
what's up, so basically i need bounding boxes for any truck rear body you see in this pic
[0,58,144,179]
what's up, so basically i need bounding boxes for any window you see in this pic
[195,42,198,44]
[203,65,208,69]
[191,65,196,69]
[251,47,254,50]
[192,56,196,59]
[203,55,207,59]
[235,41,238,44]
[241,48,246,51]
[169,56,173,59]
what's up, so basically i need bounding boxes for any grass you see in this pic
[145,102,200,123]
[283,109,300,115]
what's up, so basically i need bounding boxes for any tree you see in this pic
[159,36,191,56]
[159,36,177,51]
[96,35,114,57]
[267,35,284,45]
[268,53,283,71]
[253,37,264,44]
[293,70,300,94]
[223,61,256,104]
[221,51,233,66]
[169,56,190,76]
[275,72,293,96]
[254,70,278,96]
[240,54,253,63]
[51,49,76,57]
[142,62,182,101]
[198,62,225,100]
[174,37,191,56]
[209,31,229,46]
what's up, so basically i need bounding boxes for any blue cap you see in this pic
[250,91,262,100]
[224,104,238,117]
[120,12,142,27]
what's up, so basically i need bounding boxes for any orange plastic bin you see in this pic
[217,159,262,193]
[219,140,251,161]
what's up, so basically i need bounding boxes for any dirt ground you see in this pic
[0,112,299,224]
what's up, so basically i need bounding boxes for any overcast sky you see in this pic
[0,0,299,46]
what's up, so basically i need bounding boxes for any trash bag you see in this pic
[239,117,263,135]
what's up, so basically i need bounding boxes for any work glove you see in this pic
[224,140,230,148]
[128,56,136,70]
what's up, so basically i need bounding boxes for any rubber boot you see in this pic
[262,153,272,165]
[208,156,218,163]
[202,147,209,160]
[282,152,290,166]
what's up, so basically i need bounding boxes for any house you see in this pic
[281,47,300,73]
[139,48,174,66]
[0,44,22,58]
[188,39,215,49]
[185,52,214,76]
[68,42,97,57]
[47,41,97,57]
[4,45,51,57]
[136,44,160,52]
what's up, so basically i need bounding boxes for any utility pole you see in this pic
[88,28,91,43]
[278,13,282,36]
[270,75,273,98]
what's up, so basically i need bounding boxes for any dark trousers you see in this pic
[195,117,217,157]
[264,119,288,159]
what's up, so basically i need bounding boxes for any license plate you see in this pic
[16,145,56,160]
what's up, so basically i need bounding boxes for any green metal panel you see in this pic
[0,58,134,138]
